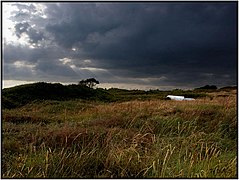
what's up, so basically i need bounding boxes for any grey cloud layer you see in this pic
[3,2,237,89]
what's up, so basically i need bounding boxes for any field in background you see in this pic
[2,88,237,178]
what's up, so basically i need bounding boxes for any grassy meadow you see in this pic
[2,87,237,178]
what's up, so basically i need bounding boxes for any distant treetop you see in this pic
[78,78,99,88]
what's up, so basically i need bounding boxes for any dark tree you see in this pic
[78,78,99,88]
[79,80,87,86]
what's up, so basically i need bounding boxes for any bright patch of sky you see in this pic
[3,80,36,89]
[3,3,47,46]
[3,4,20,44]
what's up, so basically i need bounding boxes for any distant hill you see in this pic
[219,86,237,92]
[194,85,237,92]
[194,85,218,91]
[2,82,111,109]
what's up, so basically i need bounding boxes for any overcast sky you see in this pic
[2,2,237,90]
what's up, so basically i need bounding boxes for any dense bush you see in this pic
[194,85,218,92]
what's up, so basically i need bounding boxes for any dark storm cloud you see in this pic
[35,59,77,77]
[3,43,60,64]
[3,63,35,81]
[3,2,237,89]
[14,22,45,44]
[45,3,237,69]
[3,43,78,81]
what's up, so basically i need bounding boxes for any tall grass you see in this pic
[2,91,237,178]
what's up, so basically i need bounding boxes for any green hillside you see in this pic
[2,82,111,108]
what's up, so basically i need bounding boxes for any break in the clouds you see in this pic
[2,2,237,89]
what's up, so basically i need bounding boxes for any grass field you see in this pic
[2,89,237,178]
